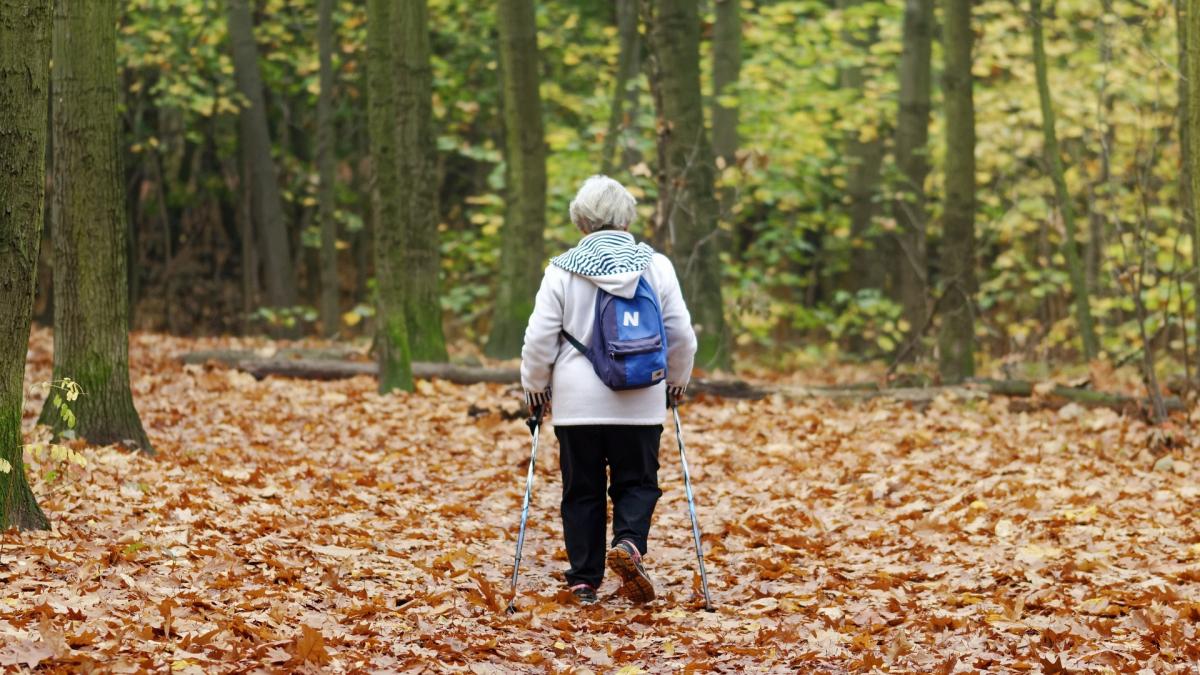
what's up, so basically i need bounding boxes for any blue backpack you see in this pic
[562,277,669,390]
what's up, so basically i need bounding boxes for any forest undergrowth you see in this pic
[2,329,1199,672]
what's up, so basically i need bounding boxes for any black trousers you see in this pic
[555,424,663,588]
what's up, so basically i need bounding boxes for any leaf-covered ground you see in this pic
[3,330,1200,673]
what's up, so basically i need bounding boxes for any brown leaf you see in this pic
[290,625,331,666]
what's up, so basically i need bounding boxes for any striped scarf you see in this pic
[550,231,654,277]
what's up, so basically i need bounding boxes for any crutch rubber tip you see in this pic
[505,603,517,615]
[703,605,716,612]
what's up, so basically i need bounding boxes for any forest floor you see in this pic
[3,329,1200,673]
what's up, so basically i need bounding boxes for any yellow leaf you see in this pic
[616,666,647,675]
[171,660,192,670]
[969,500,988,511]
[342,311,362,327]
[662,640,674,657]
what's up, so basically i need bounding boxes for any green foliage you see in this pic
[114,0,1196,368]
[250,305,319,330]
[6,379,89,483]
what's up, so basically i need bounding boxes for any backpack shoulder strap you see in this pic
[560,329,587,354]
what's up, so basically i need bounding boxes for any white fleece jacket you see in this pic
[520,232,698,426]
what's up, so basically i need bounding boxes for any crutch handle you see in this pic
[526,404,545,435]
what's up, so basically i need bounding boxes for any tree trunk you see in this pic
[840,0,885,292]
[317,0,339,338]
[40,0,152,452]
[227,0,297,318]
[712,0,741,223]
[0,0,53,531]
[892,0,933,344]
[644,0,732,370]
[601,0,642,176]
[367,0,413,392]
[1088,0,1114,296]
[239,152,258,335]
[1030,0,1099,361]
[937,0,976,383]
[485,0,548,359]
[1188,0,1200,350]
[395,0,447,362]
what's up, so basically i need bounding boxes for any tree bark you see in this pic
[892,0,933,344]
[644,0,732,370]
[601,0,642,176]
[317,0,339,338]
[40,0,152,453]
[1188,0,1200,349]
[839,0,885,292]
[1030,0,1099,361]
[0,0,53,531]
[937,0,976,383]
[712,0,741,223]
[486,0,548,359]
[367,0,413,392]
[395,0,447,362]
[227,0,297,317]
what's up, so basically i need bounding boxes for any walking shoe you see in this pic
[606,540,655,603]
[569,583,598,605]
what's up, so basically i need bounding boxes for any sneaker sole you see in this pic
[606,546,655,603]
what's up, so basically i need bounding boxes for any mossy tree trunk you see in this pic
[644,0,732,370]
[486,0,548,359]
[0,0,53,531]
[317,0,339,337]
[227,0,298,321]
[712,0,740,224]
[892,0,933,345]
[601,0,642,176]
[367,0,413,392]
[1030,0,1099,361]
[395,0,447,362]
[40,0,152,453]
[937,0,977,383]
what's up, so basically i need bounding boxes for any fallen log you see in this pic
[177,349,768,399]
[965,377,1186,413]
[181,350,518,385]
[177,350,1187,412]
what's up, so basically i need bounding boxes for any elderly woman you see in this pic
[521,175,698,605]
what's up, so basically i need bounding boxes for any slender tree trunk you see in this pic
[367,0,413,392]
[0,0,53,531]
[1187,0,1200,353]
[937,0,976,383]
[396,0,447,362]
[712,0,741,223]
[840,0,885,292]
[1030,0,1099,360]
[239,152,258,335]
[317,0,339,337]
[39,0,152,452]
[892,0,933,344]
[644,0,732,370]
[601,0,642,176]
[486,0,548,359]
[227,0,297,318]
[1088,0,1114,295]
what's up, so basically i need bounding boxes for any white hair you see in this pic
[568,175,637,233]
